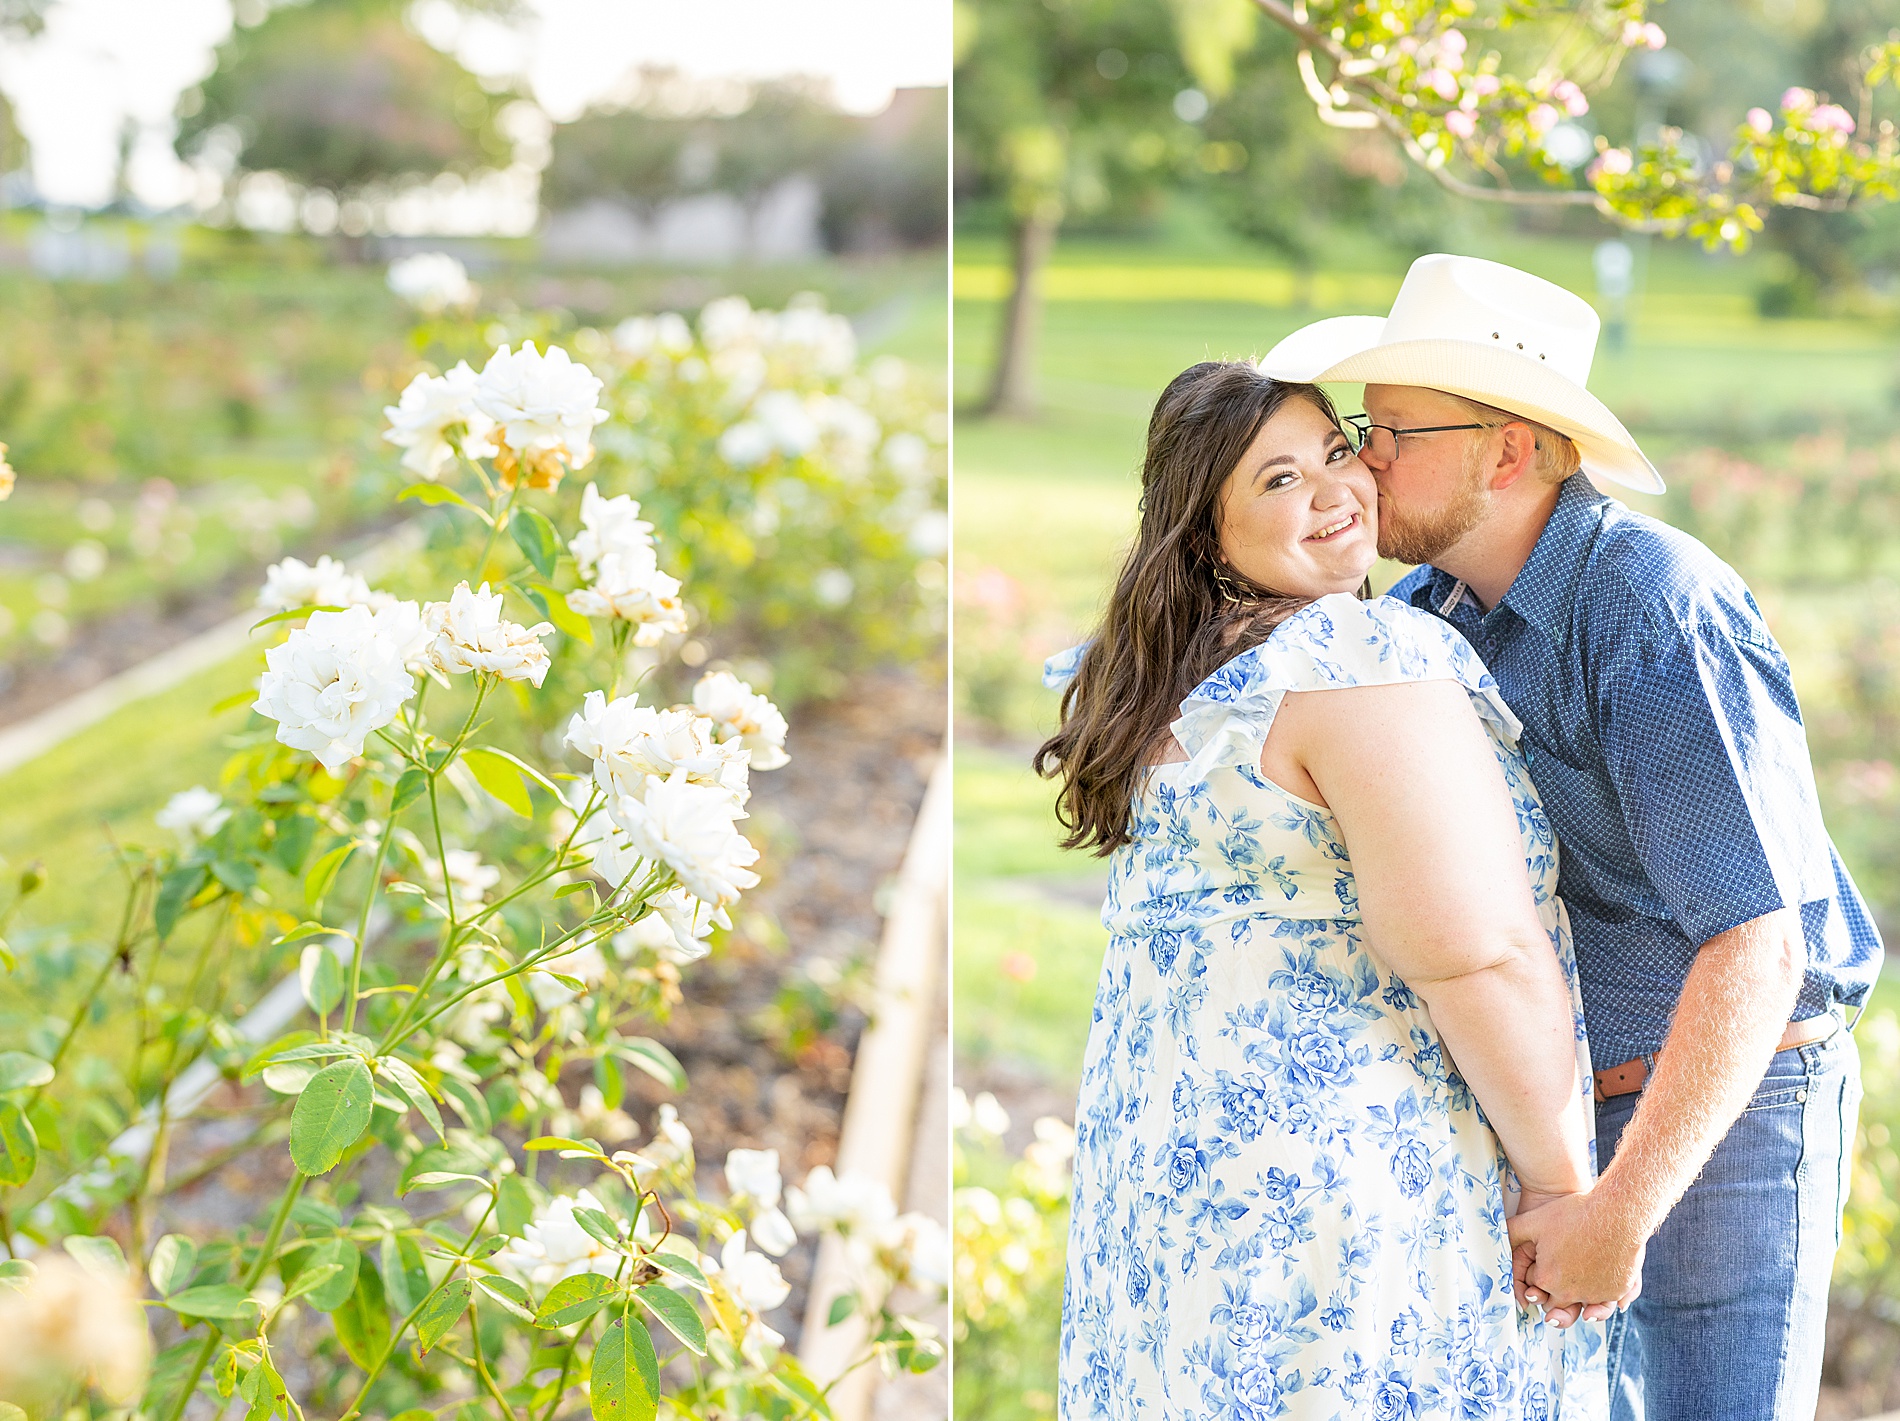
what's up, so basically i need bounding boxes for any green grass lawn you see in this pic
[954,214,1900,1098]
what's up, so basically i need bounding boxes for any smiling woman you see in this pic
[1028,356,1614,1418]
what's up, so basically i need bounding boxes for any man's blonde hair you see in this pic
[1444,393,1582,485]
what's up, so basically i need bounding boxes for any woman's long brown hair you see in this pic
[1032,361,1345,855]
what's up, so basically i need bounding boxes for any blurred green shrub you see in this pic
[953,1092,1072,1421]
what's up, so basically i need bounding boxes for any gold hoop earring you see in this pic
[1214,567,1250,606]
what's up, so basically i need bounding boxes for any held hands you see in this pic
[1509,1189,1646,1328]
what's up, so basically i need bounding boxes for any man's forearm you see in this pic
[1592,908,1807,1243]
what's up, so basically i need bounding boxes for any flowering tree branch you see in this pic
[1246,0,1900,249]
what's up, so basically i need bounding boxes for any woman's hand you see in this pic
[1512,1188,1644,1327]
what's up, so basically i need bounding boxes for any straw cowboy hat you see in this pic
[1258,253,1663,494]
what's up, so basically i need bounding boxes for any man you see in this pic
[1261,254,1882,1420]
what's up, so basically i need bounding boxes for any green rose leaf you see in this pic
[299,1238,360,1313]
[637,1282,707,1355]
[645,1251,709,1292]
[609,1037,687,1094]
[531,580,594,644]
[281,1262,342,1305]
[473,1272,536,1321]
[416,1278,472,1353]
[461,747,532,818]
[440,1075,491,1133]
[534,1270,617,1329]
[391,766,431,814]
[298,944,344,1016]
[270,813,317,873]
[168,1283,257,1319]
[589,1313,660,1421]
[0,1052,53,1094]
[510,506,562,580]
[148,1234,197,1296]
[154,862,209,941]
[289,1058,375,1175]
[63,1234,127,1278]
[0,1100,37,1187]
[398,481,484,515]
[303,841,357,912]
[376,1056,444,1141]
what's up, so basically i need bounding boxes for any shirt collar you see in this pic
[1495,472,1608,640]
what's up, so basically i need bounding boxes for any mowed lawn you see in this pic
[953,223,1900,1098]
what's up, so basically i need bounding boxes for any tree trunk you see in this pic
[983,209,1058,418]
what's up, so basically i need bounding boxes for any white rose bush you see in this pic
[0,315,944,1420]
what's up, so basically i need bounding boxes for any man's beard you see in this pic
[1376,452,1490,566]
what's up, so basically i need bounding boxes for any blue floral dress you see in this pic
[1045,593,1605,1421]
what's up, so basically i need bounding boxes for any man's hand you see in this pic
[1508,1191,1646,1316]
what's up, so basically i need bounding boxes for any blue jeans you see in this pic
[1595,1025,1862,1421]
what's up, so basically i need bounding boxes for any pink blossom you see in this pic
[1425,68,1460,100]
[1591,148,1634,178]
[1438,28,1467,55]
[1552,79,1589,117]
[1446,109,1477,138]
[1641,22,1666,49]
[1621,19,1645,45]
[1746,107,1773,135]
[1782,86,1815,113]
[1528,103,1560,135]
[1472,74,1500,98]
[1811,103,1856,134]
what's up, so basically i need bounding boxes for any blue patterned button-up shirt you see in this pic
[1392,472,1883,1065]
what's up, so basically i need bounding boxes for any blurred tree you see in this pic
[176,0,509,214]
[819,87,949,251]
[953,0,1204,416]
[539,107,691,223]
[960,0,1900,414]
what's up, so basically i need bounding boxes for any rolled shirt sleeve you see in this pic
[1593,614,1835,949]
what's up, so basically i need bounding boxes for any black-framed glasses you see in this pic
[1344,413,1495,463]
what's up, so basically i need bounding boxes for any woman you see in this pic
[1037,361,1615,1419]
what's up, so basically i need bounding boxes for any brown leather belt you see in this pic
[1592,1014,1841,1103]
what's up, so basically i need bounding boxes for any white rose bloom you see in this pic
[753,390,818,457]
[609,772,760,909]
[813,394,880,459]
[423,582,554,686]
[568,482,655,580]
[881,431,930,480]
[813,568,854,608]
[492,1188,622,1288]
[0,1255,152,1407]
[717,420,774,470]
[692,671,789,770]
[775,302,857,374]
[155,786,230,846]
[425,847,501,906]
[725,1148,783,1208]
[698,294,760,352]
[612,886,725,964]
[253,606,417,774]
[472,342,609,487]
[617,1101,694,1175]
[786,1165,898,1237]
[369,598,435,676]
[587,818,652,901]
[908,510,949,558]
[387,252,477,312]
[614,311,692,357]
[565,550,688,644]
[714,1229,791,1313]
[565,692,749,803]
[750,1206,798,1258]
[876,1212,950,1290]
[381,362,496,481]
[257,555,373,612]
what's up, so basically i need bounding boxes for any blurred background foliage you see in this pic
[953,1,1900,1416]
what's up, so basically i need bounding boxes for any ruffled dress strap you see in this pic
[1170,592,1522,785]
